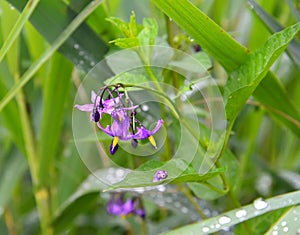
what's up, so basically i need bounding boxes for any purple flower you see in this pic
[153,170,168,182]
[134,119,164,149]
[106,195,145,219]
[74,90,123,121]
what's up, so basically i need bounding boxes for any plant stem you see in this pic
[178,183,207,219]
[14,74,53,235]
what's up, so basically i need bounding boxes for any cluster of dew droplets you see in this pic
[73,43,97,70]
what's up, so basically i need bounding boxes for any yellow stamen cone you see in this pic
[148,135,157,149]
[112,136,119,148]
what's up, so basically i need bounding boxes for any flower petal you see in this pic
[74,104,93,112]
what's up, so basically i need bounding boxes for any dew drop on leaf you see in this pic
[253,197,268,210]
[235,209,247,218]
[218,215,231,225]
[202,226,209,233]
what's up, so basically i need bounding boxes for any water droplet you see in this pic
[235,209,247,218]
[297,228,300,234]
[79,60,84,65]
[281,221,287,227]
[141,104,149,111]
[74,44,79,49]
[218,216,231,225]
[79,51,85,56]
[202,226,209,233]
[272,231,278,235]
[253,198,268,210]
[229,95,232,99]
[174,202,181,208]
[181,207,188,214]
[90,61,96,66]
[116,169,125,177]
[157,185,166,192]
[9,4,15,10]
[283,227,289,233]
[215,223,220,228]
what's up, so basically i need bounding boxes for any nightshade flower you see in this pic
[75,85,164,155]
[153,170,168,182]
[106,194,145,219]
[74,90,123,121]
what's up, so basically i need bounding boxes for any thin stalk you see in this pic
[178,183,207,219]
[14,74,52,235]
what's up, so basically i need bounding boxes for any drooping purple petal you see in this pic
[134,119,163,140]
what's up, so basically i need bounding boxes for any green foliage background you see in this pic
[0,0,300,234]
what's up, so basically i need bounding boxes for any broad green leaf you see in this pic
[225,23,300,125]
[106,159,224,190]
[38,53,73,186]
[248,0,300,68]
[8,0,108,72]
[0,0,106,112]
[152,0,300,136]
[162,190,300,234]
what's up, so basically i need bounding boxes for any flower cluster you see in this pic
[106,194,145,219]
[75,84,163,154]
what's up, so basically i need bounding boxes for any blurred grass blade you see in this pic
[8,0,108,72]
[152,0,250,72]
[38,53,73,187]
[0,150,27,208]
[0,0,40,63]
[248,0,300,68]
[0,0,104,113]
[225,23,300,125]
[163,190,300,234]
[153,0,300,136]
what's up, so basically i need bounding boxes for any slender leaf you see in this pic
[163,190,300,234]
[0,0,40,63]
[152,0,300,136]
[38,53,73,186]
[0,0,105,112]
[152,0,250,72]
[106,159,224,190]
[225,23,300,125]
[8,0,108,72]
[248,0,300,68]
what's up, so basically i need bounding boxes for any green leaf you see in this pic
[0,0,106,112]
[8,0,108,72]
[38,53,73,186]
[162,190,300,234]
[265,205,300,234]
[106,159,224,190]
[104,72,149,86]
[0,150,27,208]
[248,0,300,68]
[152,0,249,72]
[153,0,300,136]
[0,0,40,64]
[52,171,107,232]
[225,23,300,124]
[109,37,140,48]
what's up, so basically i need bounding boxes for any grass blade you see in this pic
[0,0,105,112]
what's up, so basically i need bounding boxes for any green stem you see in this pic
[178,183,207,219]
[14,74,53,235]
